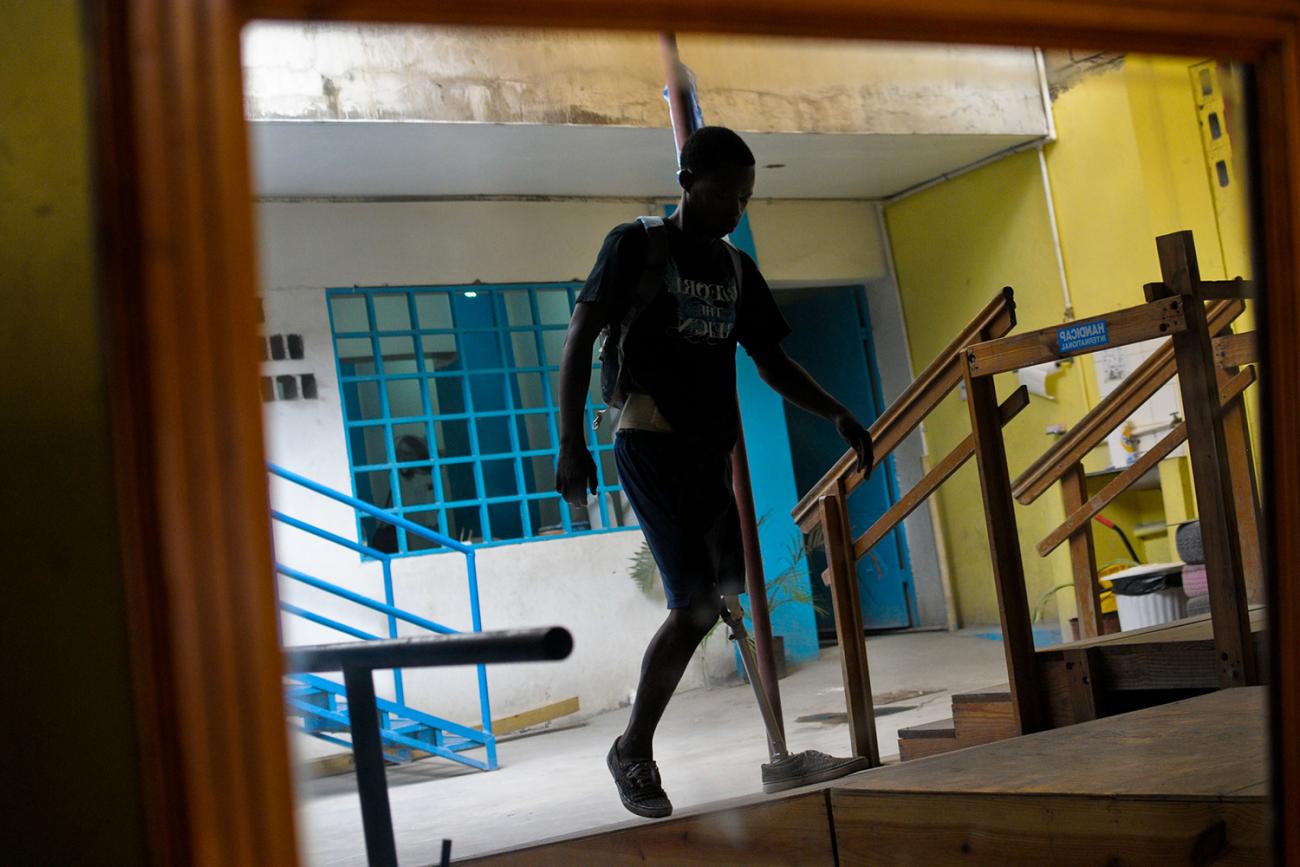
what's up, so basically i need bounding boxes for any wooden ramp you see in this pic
[461,687,1269,865]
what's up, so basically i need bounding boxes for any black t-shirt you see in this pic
[577,219,791,449]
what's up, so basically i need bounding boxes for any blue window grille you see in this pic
[328,283,637,554]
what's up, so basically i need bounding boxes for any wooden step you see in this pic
[896,718,957,761]
[897,685,1017,761]
[952,685,1016,748]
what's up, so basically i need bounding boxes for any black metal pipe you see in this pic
[294,628,572,865]
[343,666,398,867]
[284,627,573,674]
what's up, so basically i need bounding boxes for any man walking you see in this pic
[556,126,873,818]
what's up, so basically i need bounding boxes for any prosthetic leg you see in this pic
[721,595,870,793]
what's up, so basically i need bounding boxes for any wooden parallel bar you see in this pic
[1036,367,1257,557]
[1214,331,1257,368]
[1145,277,1256,300]
[962,355,1043,735]
[819,488,881,765]
[1060,464,1104,639]
[1015,345,1176,504]
[1011,299,1244,505]
[1197,277,1256,299]
[1218,362,1266,606]
[1156,231,1257,688]
[791,287,1016,530]
[851,386,1030,560]
[1221,402,1266,607]
[967,296,1186,379]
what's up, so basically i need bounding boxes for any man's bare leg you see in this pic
[618,595,719,759]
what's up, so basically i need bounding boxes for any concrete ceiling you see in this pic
[248,120,1039,200]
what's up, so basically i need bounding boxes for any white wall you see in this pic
[260,195,945,762]
[749,200,888,283]
[261,200,739,761]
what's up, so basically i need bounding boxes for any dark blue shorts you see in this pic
[614,430,746,609]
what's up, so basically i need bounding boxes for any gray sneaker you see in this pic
[607,738,673,819]
[761,750,871,794]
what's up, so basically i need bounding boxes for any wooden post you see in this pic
[1061,463,1104,639]
[1062,647,1107,723]
[1154,231,1258,688]
[962,354,1044,734]
[818,488,880,765]
[1217,368,1266,605]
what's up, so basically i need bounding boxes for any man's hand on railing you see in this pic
[835,412,873,476]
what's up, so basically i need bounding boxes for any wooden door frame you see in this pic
[91,0,1300,863]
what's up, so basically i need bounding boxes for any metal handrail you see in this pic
[267,461,496,777]
[268,461,472,554]
[280,602,379,641]
[276,564,457,635]
[270,509,390,559]
[285,628,572,867]
[284,628,573,673]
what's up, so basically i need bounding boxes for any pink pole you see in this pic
[658,33,785,743]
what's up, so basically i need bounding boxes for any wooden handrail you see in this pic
[965,297,1187,379]
[791,287,1016,530]
[1143,277,1255,301]
[852,386,1030,559]
[1011,299,1244,506]
[1036,367,1257,557]
[1197,278,1256,300]
[1215,331,1257,368]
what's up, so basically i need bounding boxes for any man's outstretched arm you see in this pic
[555,302,608,507]
[748,342,874,475]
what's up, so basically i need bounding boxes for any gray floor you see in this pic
[295,630,1009,866]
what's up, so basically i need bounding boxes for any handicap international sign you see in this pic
[1057,319,1110,354]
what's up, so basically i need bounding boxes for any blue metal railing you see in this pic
[268,462,496,770]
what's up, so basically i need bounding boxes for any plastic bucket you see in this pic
[1116,587,1187,630]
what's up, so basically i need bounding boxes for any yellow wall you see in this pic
[887,56,1256,628]
[1,2,148,861]
[886,149,1087,626]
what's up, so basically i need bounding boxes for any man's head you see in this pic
[677,126,755,239]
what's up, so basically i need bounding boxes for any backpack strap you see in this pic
[618,216,669,341]
[635,216,670,302]
[598,216,671,417]
[720,237,745,295]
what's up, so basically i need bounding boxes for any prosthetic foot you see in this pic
[720,596,871,794]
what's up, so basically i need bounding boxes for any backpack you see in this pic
[596,216,745,421]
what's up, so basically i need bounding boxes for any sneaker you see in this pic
[761,750,871,794]
[606,738,673,819]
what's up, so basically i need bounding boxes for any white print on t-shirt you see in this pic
[664,261,738,343]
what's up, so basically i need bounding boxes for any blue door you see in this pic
[778,286,914,633]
